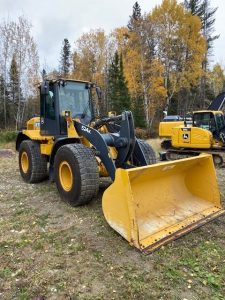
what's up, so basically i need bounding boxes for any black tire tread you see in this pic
[19,140,47,183]
[137,139,157,165]
[55,144,99,206]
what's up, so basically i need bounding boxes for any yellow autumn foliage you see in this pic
[150,0,206,97]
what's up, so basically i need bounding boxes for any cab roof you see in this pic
[45,78,91,84]
[193,110,224,114]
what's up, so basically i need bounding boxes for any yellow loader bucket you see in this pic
[102,154,224,253]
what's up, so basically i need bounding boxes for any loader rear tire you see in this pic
[54,144,99,206]
[137,139,157,165]
[19,140,48,183]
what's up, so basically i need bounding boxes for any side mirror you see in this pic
[96,86,102,100]
[40,81,49,95]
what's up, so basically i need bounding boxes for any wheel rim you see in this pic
[59,161,73,192]
[21,151,29,173]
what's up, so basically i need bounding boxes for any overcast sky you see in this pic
[0,0,224,71]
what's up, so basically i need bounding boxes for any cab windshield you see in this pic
[193,112,225,133]
[193,112,215,131]
[59,81,92,121]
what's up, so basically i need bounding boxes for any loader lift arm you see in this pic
[74,111,149,180]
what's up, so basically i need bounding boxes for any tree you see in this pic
[200,0,219,106]
[0,19,13,128]
[128,2,142,31]
[208,64,225,98]
[183,0,204,15]
[184,0,219,107]
[59,38,71,78]
[13,16,40,128]
[72,29,108,113]
[127,3,150,126]
[183,0,218,53]
[201,0,219,55]
[73,30,108,82]
[110,3,167,129]
[8,54,23,129]
[9,54,20,103]
[0,16,40,129]
[150,0,206,113]
[108,51,131,113]
[0,75,7,128]
[41,69,47,80]
[123,46,146,127]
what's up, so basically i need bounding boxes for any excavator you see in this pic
[159,92,225,166]
[16,79,224,253]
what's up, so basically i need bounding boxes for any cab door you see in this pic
[40,83,60,136]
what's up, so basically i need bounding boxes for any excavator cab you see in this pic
[193,111,225,141]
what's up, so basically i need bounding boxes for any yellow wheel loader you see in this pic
[16,79,224,253]
[159,110,225,167]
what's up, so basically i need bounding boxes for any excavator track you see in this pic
[165,148,225,168]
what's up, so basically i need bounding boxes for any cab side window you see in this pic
[41,85,55,120]
[45,90,55,120]
[216,114,225,131]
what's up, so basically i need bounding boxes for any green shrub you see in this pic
[0,131,17,144]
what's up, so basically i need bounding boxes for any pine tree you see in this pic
[184,0,219,107]
[184,0,219,58]
[9,54,23,128]
[9,54,20,102]
[108,52,120,112]
[201,0,219,56]
[59,38,71,78]
[118,53,131,110]
[108,52,131,113]
[128,2,142,31]
[184,0,204,15]
[127,2,149,127]
[132,96,146,127]
[41,68,47,80]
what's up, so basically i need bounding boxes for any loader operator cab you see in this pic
[40,79,96,136]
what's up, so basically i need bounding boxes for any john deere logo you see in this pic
[183,133,189,139]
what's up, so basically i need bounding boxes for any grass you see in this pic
[0,141,224,299]
[0,268,13,279]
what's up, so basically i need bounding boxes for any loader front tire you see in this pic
[19,140,48,183]
[136,139,157,165]
[54,144,99,206]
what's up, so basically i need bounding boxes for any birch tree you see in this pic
[0,19,14,128]
[0,16,40,129]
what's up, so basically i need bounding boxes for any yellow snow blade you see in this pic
[102,154,224,253]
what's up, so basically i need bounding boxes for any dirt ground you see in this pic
[0,146,224,300]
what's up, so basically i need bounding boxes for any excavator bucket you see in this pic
[102,154,224,253]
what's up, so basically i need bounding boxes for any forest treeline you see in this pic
[0,0,224,134]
